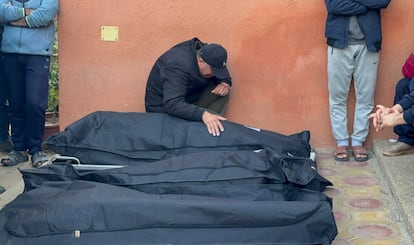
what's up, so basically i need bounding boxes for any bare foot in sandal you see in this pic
[334,146,349,162]
[352,146,369,162]
[1,151,29,166]
[31,151,49,168]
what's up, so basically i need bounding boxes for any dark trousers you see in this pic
[0,55,9,142]
[393,78,414,145]
[2,53,50,155]
[196,84,229,116]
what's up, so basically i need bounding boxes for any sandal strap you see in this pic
[334,146,348,154]
[352,146,369,162]
[353,146,368,155]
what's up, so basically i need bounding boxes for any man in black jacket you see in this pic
[145,38,232,137]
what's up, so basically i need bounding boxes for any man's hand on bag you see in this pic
[202,111,226,136]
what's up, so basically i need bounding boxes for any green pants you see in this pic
[196,84,229,116]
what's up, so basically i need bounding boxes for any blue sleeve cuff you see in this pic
[24,16,33,28]
[194,108,204,121]
[19,8,25,18]
[398,97,413,111]
[403,109,414,125]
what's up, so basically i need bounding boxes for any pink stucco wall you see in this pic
[57,0,414,148]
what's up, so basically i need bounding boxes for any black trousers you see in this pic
[0,54,9,142]
[2,53,50,154]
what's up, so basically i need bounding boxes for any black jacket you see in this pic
[324,0,391,52]
[145,37,232,121]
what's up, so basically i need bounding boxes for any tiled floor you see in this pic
[0,149,413,244]
[316,149,413,244]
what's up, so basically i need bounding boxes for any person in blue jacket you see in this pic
[324,0,391,162]
[370,51,414,157]
[0,0,59,168]
[145,37,232,137]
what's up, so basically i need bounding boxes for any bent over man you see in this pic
[145,37,232,136]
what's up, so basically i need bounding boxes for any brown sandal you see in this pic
[334,146,349,161]
[352,146,369,162]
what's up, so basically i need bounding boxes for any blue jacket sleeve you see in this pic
[25,0,59,28]
[0,3,25,23]
[353,0,391,10]
[403,109,414,124]
[399,78,414,124]
[324,0,367,16]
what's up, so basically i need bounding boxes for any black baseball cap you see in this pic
[200,43,230,80]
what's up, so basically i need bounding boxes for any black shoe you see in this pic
[0,185,5,194]
[0,139,13,152]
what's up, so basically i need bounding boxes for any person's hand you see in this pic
[380,110,406,130]
[202,111,226,136]
[369,105,391,132]
[369,105,405,132]
[9,19,27,27]
[211,82,231,96]
[25,8,34,15]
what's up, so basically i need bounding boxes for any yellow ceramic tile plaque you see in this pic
[101,26,118,41]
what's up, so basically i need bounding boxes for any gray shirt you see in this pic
[348,16,365,45]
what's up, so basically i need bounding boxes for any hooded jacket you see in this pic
[324,0,391,52]
[145,37,232,121]
[402,52,414,80]
[0,0,59,56]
